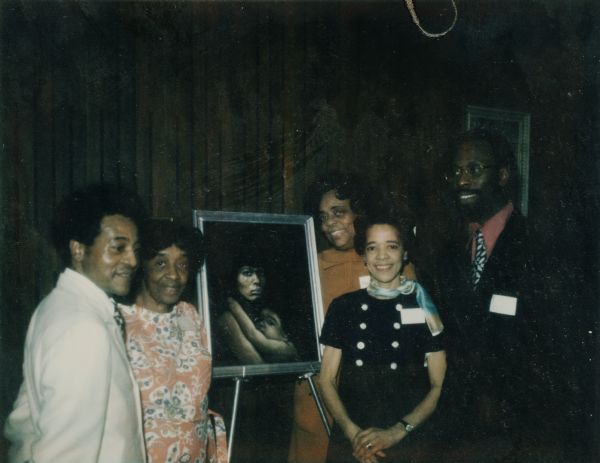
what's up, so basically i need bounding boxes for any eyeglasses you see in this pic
[445,162,494,181]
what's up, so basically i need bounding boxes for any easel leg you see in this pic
[228,377,243,461]
[304,372,332,437]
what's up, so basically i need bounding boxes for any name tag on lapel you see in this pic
[359,275,370,289]
[489,294,518,316]
[400,307,426,324]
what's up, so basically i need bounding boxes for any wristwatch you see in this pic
[400,419,415,433]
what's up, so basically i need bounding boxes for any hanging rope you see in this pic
[404,0,458,38]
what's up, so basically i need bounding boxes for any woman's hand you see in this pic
[344,422,385,463]
[344,425,380,463]
[352,425,406,462]
[347,350,447,462]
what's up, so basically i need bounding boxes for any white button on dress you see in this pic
[393,322,401,329]
[357,341,365,350]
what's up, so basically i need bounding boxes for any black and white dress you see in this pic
[320,288,444,463]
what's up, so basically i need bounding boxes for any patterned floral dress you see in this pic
[122,301,227,463]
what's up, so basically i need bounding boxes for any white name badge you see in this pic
[359,275,371,289]
[489,294,518,316]
[400,308,426,325]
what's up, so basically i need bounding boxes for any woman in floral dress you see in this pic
[121,219,227,463]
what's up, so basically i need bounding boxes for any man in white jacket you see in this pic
[4,184,147,463]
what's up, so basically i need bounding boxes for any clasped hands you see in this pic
[349,424,407,463]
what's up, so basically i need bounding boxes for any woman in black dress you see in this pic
[319,214,447,463]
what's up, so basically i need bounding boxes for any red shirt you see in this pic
[469,202,514,259]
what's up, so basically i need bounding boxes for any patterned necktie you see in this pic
[471,228,487,287]
[112,300,127,341]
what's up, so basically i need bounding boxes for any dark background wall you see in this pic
[1,0,598,461]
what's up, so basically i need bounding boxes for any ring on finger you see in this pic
[365,442,373,449]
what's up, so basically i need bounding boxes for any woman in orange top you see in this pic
[289,173,417,463]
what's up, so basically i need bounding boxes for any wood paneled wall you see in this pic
[0,1,466,344]
[1,1,599,456]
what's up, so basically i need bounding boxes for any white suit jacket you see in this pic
[4,268,147,463]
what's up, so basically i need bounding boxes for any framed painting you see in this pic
[466,105,531,215]
[193,210,324,378]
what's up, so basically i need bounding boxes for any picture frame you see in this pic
[193,210,324,379]
[466,105,531,216]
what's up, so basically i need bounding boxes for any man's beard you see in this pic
[455,189,503,223]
